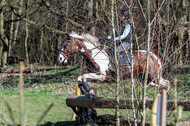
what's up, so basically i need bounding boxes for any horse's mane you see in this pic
[69,31,99,46]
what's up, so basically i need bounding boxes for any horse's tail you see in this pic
[158,52,173,83]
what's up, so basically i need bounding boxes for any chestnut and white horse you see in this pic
[58,32,171,94]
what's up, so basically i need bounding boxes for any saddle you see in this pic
[118,52,135,66]
[106,48,135,69]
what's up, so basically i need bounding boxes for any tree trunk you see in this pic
[87,0,96,35]
[2,39,8,68]
[0,0,4,67]
[66,2,69,32]
[0,0,3,67]
[157,0,161,57]
[0,42,2,67]
[111,0,120,125]
[164,0,170,57]
[95,1,99,34]
[0,0,8,68]
[129,5,138,126]
[12,0,24,48]
[8,12,14,56]
[39,28,44,63]
[25,0,29,64]
[177,26,186,65]
[184,0,189,64]
[142,0,151,125]
[187,26,190,64]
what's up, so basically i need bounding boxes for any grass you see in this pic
[0,66,80,125]
[0,64,189,125]
[0,86,74,125]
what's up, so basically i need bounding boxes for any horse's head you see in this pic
[58,36,78,64]
[58,31,100,64]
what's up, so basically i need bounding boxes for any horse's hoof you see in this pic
[85,93,94,99]
[89,89,95,96]
[167,93,172,100]
[166,81,171,92]
[85,90,95,99]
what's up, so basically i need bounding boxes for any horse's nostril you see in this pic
[60,57,62,61]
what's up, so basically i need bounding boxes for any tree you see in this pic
[0,0,9,68]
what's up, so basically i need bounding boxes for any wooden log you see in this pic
[66,96,190,111]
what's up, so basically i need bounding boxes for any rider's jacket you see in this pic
[107,21,131,43]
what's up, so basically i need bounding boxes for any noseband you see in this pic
[60,37,74,58]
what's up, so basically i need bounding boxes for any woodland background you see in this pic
[0,0,189,69]
[0,0,189,125]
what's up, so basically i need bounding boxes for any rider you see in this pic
[107,8,131,53]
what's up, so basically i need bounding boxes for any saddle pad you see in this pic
[119,52,135,66]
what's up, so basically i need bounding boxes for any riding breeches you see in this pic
[116,42,131,53]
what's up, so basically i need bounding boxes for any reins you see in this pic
[60,37,74,60]
[61,36,109,61]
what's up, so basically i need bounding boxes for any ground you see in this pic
[0,64,189,125]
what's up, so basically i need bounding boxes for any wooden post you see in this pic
[19,62,24,126]
[66,96,190,111]
[161,89,167,126]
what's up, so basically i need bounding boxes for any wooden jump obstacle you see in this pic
[66,95,190,111]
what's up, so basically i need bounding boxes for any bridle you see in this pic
[60,37,74,59]
[60,36,104,60]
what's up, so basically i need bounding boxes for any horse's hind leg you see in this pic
[77,74,102,97]
[78,73,106,97]
[78,81,90,95]
[148,78,171,92]
[159,77,171,92]
[78,81,95,98]
[77,76,89,95]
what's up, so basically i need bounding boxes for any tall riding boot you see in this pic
[78,82,87,95]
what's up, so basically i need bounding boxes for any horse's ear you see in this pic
[66,34,70,40]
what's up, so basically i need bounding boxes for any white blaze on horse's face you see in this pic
[58,45,68,64]
[58,53,68,64]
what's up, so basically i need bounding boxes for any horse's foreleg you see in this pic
[77,73,106,97]
[78,73,106,82]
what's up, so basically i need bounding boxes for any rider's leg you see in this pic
[117,42,130,52]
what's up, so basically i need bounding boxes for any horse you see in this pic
[57,31,172,123]
[58,31,171,95]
